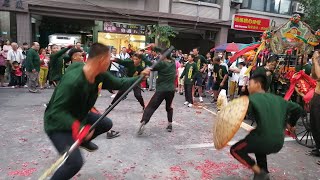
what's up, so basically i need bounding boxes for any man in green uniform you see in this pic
[252,58,277,92]
[25,42,40,93]
[295,55,312,75]
[212,57,228,101]
[180,54,198,107]
[44,43,150,180]
[138,52,176,134]
[49,44,73,86]
[230,74,303,180]
[193,47,208,102]
[111,53,152,110]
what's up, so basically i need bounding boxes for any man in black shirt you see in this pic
[193,47,208,102]
[212,57,228,101]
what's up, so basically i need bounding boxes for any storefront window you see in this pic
[198,0,218,3]
[0,11,17,42]
[279,0,291,15]
[98,32,146,54]
[241,0,293,15]
[251,0,265,11]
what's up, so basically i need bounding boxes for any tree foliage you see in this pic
[149,25,178,48]
[300,0,320,30]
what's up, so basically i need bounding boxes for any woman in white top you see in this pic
[238,61,249,96]
[2,40,12,60]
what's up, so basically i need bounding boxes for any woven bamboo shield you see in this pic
[213,96,250,150]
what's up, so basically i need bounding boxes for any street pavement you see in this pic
[0,87,319,180]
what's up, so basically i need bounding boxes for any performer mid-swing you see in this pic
[44,43,150,180]
[138,51,176,134]
[230,74,303,179]
[111,53,152,111]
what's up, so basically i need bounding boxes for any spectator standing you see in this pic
[0,47,6,87]
[119,47,130,60]
[110,48,120,77]
[21,42,29,86]
[2,40,12,60]
[148,47,161,91]
[25,42,40,93]
[6,42,24,87]
[39,48,50,89]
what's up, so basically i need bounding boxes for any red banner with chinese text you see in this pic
[232,14,270,33]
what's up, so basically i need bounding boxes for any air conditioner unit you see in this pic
[231,0,243,3]
[292,2,305,14]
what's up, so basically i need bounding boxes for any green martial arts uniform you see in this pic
[230,93,303,174]
[44,63,139,134]
[180,62,198,85]
[153,59,176,92]
[246,93,303,153]
[25,48,40,72]
[49,47,71,82]
[295,64,312,75]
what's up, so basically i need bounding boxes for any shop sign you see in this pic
[0,0,27,11]
[103,22,146,35]
[231,14,270,32]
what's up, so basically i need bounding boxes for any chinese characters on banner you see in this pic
[231,15,270,32]
[103,22,146,35]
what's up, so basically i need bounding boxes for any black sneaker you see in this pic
[179,92,183,95]
[166,124,172,132]
[80,141,98,152]
[253,170,270,180]
[307,149,320,157]
[106,130,120,139]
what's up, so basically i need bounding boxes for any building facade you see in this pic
[0,0,300,53]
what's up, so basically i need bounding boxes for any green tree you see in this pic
[300,0,320,30]
[148,25,178,48]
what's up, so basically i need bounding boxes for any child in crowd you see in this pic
[12,61,22,87]
[180,54,198,108]
[178,63,185,95]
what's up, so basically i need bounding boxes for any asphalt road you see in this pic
[0,87,319,180]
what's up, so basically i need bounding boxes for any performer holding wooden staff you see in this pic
[43,43,151,180]
[213,74,303,180]
[110,53,152,111]
[138,50,176,134]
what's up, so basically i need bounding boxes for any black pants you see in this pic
[184,84,193,104]
[310,93,320,149]
[141,91,175,124]
[111,85,145,108]
[48,111,113,180]
[230,139,269,173]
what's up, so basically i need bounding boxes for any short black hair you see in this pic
[88,43,110,59]
[213,57,221,62]
[132,53,143,60]
[23,42,28,45]
[68,48,83,59]
[250,74,267,91]
[193,47,200,52]
[189,54,195,59]
[267,55,278,63]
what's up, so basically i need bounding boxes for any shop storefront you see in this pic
[98,22,146,53]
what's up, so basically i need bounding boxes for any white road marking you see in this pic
[202,106,254,131]
[178,105,303,150]
[175,138,301,150]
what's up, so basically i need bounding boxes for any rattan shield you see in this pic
[213,96,250,150]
